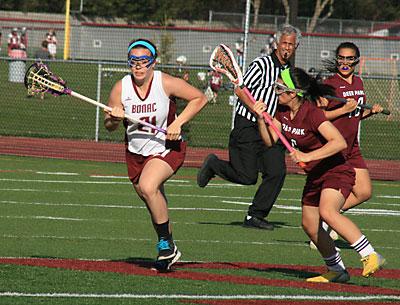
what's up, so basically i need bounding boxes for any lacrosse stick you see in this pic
[24,62,167,134]
[324,95,390,115]
[210,44,306,168]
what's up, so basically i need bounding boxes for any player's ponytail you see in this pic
[282,67,335,103]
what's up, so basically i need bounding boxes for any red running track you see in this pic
[0,136,399,180]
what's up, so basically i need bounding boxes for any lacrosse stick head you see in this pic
[24,62,68,96]
[209,44,243,87]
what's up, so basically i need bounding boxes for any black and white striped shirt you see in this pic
[235,52,289,122]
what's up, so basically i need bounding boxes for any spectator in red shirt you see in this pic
[46,29,57,59]
[208,70,223,104]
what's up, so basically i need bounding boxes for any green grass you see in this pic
[0,155,399,304]
[0,59,399,158]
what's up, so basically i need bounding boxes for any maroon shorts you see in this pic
[125,140,187,184]
[302,164,355,207]
[210,84,221,93]
[347,145,367,169]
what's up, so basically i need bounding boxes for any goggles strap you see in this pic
[281,68,303,97]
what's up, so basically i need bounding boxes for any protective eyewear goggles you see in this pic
[336,55,359,65]
[128,55,155,68]
[273,81,303,95]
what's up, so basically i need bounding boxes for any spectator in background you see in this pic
[196,71,208,90]
[32,40,50,100]
[235,37,244,69]
[20,27,28,50]
[208,70,223,104]
[260,34,275,56]
[46,29,57,59]
[0,30,2,54]
[182,70,190,82]
[35,40,50,60]
[7,27,26,58]
[7,28,20,57]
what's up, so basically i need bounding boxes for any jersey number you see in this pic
[138,116,157,134]
[348,96,363,118]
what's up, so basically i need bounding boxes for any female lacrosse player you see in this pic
[308,42,385,250]
[104,39,207,272]
[319,42,384,212]
[253,67,385,283]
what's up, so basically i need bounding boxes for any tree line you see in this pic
[1,0,399,25]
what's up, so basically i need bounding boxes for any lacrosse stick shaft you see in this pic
[69,91,167,134]
[324,95,390,115]
[241,87,306,168]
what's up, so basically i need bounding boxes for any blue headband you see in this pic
[127,41,156,57]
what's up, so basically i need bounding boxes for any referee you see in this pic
[197,24,302,230]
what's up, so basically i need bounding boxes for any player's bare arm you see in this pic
[104,80,124,131]
[322,98,358,120]
[361,103,384,119]
[305,121,346,162]
[162,73,207,140]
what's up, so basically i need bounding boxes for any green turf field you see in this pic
[0,59,399,160]
[0,155,399,304]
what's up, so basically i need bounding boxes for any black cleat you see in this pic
[197,154,217,188]
[242,216,274,230]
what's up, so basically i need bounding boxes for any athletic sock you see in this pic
[324,252,346,272]
[351,235,375,258]
[154,220,171,241]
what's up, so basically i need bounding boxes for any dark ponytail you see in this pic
[286,67,335,103]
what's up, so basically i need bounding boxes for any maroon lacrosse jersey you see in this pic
[276,102,346,174]
[324,74,366,158]
[209,71,223,92]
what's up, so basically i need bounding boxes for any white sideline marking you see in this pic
[222,200,400,216]
[36,172,79,176]
[1,185,399,210]
[0,188,72,193]
[1,187,399,208]
[0,178,131,185]
[2,199,400,218]
[89,175,127,179]
[0,292,399,301]
[0,200,246,213]
[0,178,301,190]
[377,195,400,199]
[1,215,85,221]
[89,176,190,183]
[2,234,400,250]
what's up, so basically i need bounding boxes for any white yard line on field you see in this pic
[35,172,80,176]
[2,233,400,250]
[0,292,399,301]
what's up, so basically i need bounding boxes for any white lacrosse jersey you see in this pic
[121,71,176,156]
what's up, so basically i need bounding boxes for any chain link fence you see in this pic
[0,13,399,164]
